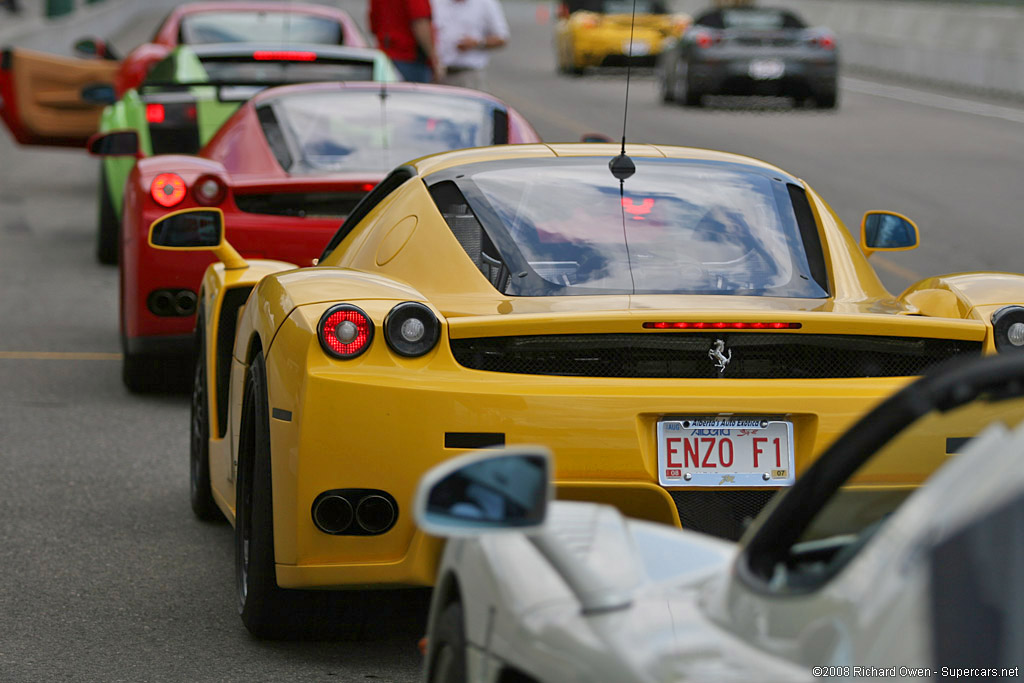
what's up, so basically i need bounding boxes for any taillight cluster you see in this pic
[693,31,721,49]
[809,34,836,50]
[149,173,227,209]
[317,302,440,360]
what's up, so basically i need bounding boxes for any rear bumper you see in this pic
[265,311,913,588]
[690,57,837,96]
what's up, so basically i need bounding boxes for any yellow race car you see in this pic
[163,143,1024,637]
[555,0,690,75]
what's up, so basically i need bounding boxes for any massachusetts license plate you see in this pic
[749,59,785,80]
[657,418,795,487]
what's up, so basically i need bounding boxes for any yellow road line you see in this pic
[871,255,923,284]
[0,352,122,360]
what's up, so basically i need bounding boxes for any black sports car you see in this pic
[657,6,838,108]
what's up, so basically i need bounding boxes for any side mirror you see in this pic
[87,130,139,157]
[73,37,118,61]
[861,210,919,257]
[149,208,224,250]
[80,83,117,106]
[414,446,552,537]
[580,133,614,143]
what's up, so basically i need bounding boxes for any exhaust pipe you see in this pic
[173,289,198,316]
[312,494,354,534]
[356,495,396,533]
[149,290,175,316]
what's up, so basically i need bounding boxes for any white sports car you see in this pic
[414,353,1024,682]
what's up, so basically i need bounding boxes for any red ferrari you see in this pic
[89,82,541,391]
[111,2,368,97]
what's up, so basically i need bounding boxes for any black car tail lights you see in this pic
[384,302,440,357]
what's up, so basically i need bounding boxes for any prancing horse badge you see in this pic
[709,339,731,374]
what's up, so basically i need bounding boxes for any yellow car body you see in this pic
[177,143,1024,635]
[555,8,690,73]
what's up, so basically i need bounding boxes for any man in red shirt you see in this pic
[369,0,443,82]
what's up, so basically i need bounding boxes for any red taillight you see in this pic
[812,35,836,50]
[694,32,716,49]
[318,304,374,358]
[361,183,375,192]
[192,174,227,206]
[252,50,317,62]
[643,322,802,330]
[146,103,165,123]
[151,173,186,208]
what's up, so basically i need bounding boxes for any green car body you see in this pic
[94,43,399,261]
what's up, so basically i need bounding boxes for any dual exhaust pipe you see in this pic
[147,288,197,317]
[312,489,398,536]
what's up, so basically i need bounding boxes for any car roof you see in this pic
[410,143,798,181]
[172,2,353,20]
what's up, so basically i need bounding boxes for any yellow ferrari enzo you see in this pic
[555,0,690,75]
[162,143,1024,637]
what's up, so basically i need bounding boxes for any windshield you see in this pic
[180,12,344,45]
[258,91,495,174]
[432,158,828,297]
[696,9,805,30]
[773,392,1024,590]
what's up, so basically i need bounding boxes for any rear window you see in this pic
[430,157,829,298]
[696,9,805,30]
[180,12,343,45]
[257,90,496,174]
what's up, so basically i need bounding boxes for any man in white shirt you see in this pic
[433,0,510,91]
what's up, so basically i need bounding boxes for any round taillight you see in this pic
[318,304,374,359]
[384,302,440,358]
[193,175,227,206]
[993,306,1024,354]
[151,173,186,208]
[695,32,714,49]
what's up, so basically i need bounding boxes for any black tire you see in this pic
[682,80,703,107]
[658,66,676,103]
[815,91,838,110]
[96,165,119,265]
[428,602,467,683]
[190,310,222,521]
[235,350,366,639]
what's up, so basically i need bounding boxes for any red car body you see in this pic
[118,82,541,362]
[114,2,368,96]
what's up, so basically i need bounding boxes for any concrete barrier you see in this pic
[670,0,1024,100]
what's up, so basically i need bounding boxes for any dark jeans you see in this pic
[394,60,432,83]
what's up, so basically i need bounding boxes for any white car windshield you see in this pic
[180,12,344,45]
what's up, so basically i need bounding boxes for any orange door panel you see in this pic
[0,47,119,147]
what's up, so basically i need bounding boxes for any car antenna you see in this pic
[609,0,639,294]
[608,0,637,184]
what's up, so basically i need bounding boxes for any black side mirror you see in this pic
[73,37,119,61]
[80,83,117,106]
[87,130,139,157]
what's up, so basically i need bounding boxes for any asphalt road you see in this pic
[1,1,1023,681]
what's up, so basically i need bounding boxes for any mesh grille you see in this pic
[449,333,981,379]
[670,490,778,540]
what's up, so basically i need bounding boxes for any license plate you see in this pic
[749,59,784,80]
[624,39,649,56]
[657,418,795,487]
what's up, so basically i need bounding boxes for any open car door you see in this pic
[0,47,119,148]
